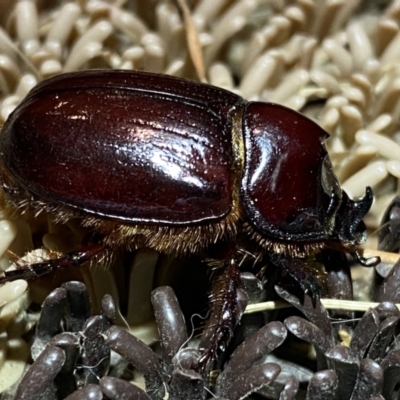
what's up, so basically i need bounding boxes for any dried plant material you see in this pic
[277,287,400,398]
[100,377,151,400]
[151,286,188,370]
[305,370,338,399]
[0,280,27,308]
[245,298,400,314]
[215,321,287,395]
[175,0,206,82]
[14,345,66,400]
[6,283,286,399]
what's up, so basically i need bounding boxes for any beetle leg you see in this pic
[351,249,380,267]
[268,255,324,304]
[198,254,249,370]
[0,244,105,285]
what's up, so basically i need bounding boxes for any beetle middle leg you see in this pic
[198,247,249,370]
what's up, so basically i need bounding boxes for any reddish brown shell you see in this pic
[0,70,243,225]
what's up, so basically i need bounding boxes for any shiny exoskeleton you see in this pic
[0,70,372,256]
[0,70,374,366]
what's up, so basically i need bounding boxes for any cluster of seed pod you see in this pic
[5,246,400,400]
[0,282,285,400]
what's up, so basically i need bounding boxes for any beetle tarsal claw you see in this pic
[352,249,380,267]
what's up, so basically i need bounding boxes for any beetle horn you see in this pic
[334,186,373,245]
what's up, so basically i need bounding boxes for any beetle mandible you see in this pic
[0,70,374,364]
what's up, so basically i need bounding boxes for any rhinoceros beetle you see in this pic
[0,70,375,367]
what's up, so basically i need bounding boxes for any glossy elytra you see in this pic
[0,70,375,366]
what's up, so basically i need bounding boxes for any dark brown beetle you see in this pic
[0,70,375,365]
[0,70,372,257]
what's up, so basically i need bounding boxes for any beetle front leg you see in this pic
[198,253,249,370]
[0,244,105,285]
[268,255,325,303]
